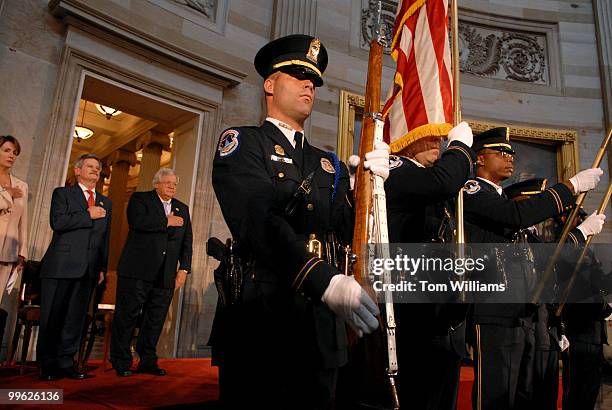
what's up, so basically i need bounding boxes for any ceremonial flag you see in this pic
[382,0,454,153]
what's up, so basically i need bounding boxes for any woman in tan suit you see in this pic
[0,135,28,304]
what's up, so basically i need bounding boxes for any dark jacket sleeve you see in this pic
[465,182,574,230]
[49,187,93,232]
[127,192,167,232]
[385,140,475,207]
[212,128,337,299]
[179,205,193,272]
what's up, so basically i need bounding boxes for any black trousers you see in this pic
[37,276,95,370]
[396,335,463,410]
[530,348,559,410]
[562,341,603,410]
[110,276,173,369]
[472,321,535,410]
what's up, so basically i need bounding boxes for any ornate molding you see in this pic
[468,120,577,143]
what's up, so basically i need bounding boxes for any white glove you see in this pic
[364,141,390,181]
[577,211,606,238]
[321,275,380,337]
[447,121,473,147]
[348,155,360,190]
[569,168,603,193]
[559,335,570,352]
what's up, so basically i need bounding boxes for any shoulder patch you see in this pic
[464,179,481,195]
[218,129,241,157]
[389,155,403,170]
[320,158,335,173]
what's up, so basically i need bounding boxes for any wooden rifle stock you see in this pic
[352,39,383,290]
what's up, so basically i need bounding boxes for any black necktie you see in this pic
[294,131,304,169]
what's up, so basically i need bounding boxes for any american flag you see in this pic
[382,0,454,153]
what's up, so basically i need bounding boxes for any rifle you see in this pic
[349,1,399,408]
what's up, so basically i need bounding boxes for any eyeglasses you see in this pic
[481,151,514,160]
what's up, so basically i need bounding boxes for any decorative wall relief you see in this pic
[360,0,396,53]
[359,1,552,86]
[459,23,548,84]
[172,0,217,20]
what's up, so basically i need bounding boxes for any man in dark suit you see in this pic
[110,168,192,377]
[38,154,111,380]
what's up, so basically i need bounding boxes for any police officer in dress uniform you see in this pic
[556,211,610,410]
[210,35,386,410]
[504,178,605,410]
[462,127,603,410]
[381,121,475,409]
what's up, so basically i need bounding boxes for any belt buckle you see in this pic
[307,234,322,258]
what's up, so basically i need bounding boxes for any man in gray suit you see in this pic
[37,154,112,380]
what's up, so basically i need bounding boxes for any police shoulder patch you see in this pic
[464,179,481,194]
[320,158,335,173]
[389,155,403,170]
[218,129,241,157]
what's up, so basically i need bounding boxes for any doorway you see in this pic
[66,73,202,358]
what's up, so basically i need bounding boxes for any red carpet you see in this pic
[0,359,219,409]
[0,361,560,409]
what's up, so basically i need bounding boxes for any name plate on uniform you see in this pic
[271,155,293,164]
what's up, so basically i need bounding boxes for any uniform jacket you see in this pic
[117,190,192,288]
[211,120,353,368]
[464,178,575,324]
[0,174,28,261]
[40,184,111,279]
[385,141,475,354]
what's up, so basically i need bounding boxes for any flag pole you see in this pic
[451,0,465,246]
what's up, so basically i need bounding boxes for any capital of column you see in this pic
[137,131,171,152]
[108,149,137,167]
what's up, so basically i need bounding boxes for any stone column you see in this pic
[96,161,111,193]
[136,131,171,192]
[104,149,136,305]
[593,0,612,175]
[272,0,317,38]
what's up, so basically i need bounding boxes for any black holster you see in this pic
[207,237,244,307]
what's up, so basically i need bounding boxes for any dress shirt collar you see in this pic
[157,194,172,206]
[78,183,96,199]
[476,177,504,196]
[266,117,304,149]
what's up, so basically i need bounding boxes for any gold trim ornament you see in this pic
[307,38,321,63]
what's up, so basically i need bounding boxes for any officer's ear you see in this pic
[263,72,280,96]
[475,153,485,166]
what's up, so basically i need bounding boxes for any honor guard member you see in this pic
[381,121,475,409]
[556,210,609,410]
[463,127,603,410]
[506,178,606,410]
[210,35,383,409]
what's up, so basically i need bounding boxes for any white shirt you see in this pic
[476,177,504,196]
[157,194,172,216]
[78,182,96,202]
[266,117,304,149]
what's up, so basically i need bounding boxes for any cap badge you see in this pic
[307,38,321,63]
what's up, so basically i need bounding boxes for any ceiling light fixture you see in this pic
[95,104,122,119]
[74,100,94,141]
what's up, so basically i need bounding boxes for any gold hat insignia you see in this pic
[306,38,321,63]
